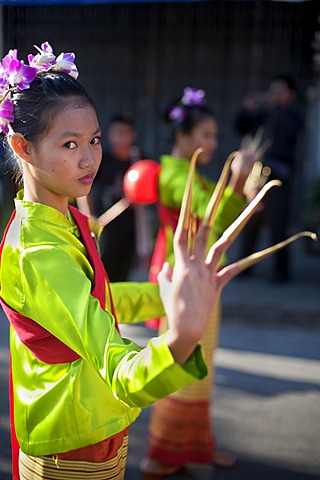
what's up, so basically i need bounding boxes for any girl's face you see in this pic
[178,117,218,165]
[24,104,102,213]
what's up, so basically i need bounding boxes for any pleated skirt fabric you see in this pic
[147,302,221,465]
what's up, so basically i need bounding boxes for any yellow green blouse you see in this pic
[0,191,207,456]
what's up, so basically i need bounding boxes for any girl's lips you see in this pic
[79,173,94,184]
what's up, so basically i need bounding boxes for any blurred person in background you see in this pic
[234,75,304,282]
[141,86,258,477]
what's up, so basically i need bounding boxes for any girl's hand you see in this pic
[158,147,239,365]
[158,223,237,365]
[158,146,310,365]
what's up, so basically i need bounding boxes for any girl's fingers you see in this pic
[205,236,231,273]
[216,262,241,289]
[158,261,173,284]
[157,262,174,303]
[192,223,211,262]
[173,225,191,264]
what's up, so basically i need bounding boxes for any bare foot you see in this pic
[213,451,237,468]
[139,457,182,478]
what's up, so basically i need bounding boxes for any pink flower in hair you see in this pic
[0,65,9,91]
[0,96,14,134]
[181,87,206,106]
[28,42,78,79]
[28,42,56,70]
[169,105,186,122]
[55,52,79,79]
[0,41,79,134]
[1,49,18,71]
[7,60,37,90]
[2,48,37,91]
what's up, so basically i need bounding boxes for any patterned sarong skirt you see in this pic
[18,433,129,480]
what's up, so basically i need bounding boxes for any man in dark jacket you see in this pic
[235,75,304,282]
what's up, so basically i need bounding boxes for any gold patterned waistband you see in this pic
[18,436,128,480]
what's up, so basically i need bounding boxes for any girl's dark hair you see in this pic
[165,100,216,134]
[175,105,215,133]
[11,71,94,144]
[164,100,216,147]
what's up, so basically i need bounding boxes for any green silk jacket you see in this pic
[0,192,207,456]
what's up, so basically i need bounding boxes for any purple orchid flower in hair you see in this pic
[28,42,56,70]
[1,49,18,71]
[0,41,79,135]
[0,96,14,134]
[181,87,206,106]
[28,42,78,79]
[55,52,79,79]
[1,48,37,91]
[0,65,9,91]
[169,105,186,122]
[7,59,37,90]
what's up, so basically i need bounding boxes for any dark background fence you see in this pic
[2,1,319,222]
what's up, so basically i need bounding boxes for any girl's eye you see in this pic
[91,136,101,146]
[64,141,77,149]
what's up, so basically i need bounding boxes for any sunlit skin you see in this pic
[10,105,102,217]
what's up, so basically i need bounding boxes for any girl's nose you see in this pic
[79,147,96,168]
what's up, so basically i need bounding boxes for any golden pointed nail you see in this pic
[188,214,197,255]
[221,179,282,244]
[235,231,318,272]
[203,151,237,228]
[177,147,203,231]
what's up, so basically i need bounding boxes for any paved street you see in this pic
[0,238,319,479]
[124,237,320,480]
[122,321,320,480]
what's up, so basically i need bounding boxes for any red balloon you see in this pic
[123,160,160,204]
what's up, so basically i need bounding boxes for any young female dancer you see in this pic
[0,44,238,479]
[141,87,257,476]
